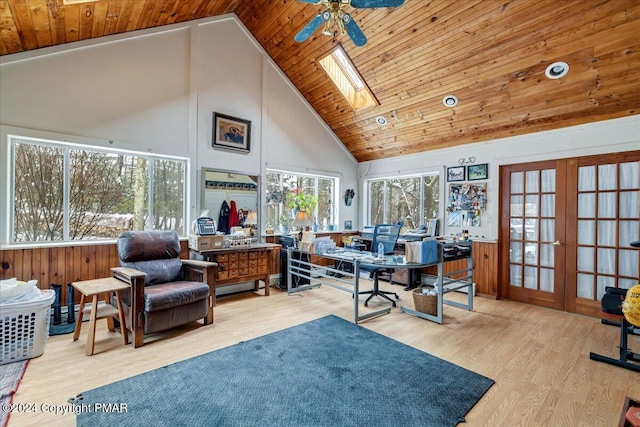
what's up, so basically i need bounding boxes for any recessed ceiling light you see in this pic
[545,62,569,79]
[376,116,388,126]
[443,95,458,108]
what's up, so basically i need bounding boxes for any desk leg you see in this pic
[73,293,85,341]
[115,290,129,346]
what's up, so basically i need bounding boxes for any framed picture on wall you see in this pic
[344,220,353,231]
[467,163,488,180]
[212,112,251,154]
[447,166,465,182]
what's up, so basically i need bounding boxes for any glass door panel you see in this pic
[502,161,564,310]
[572,159,640,313]
[502,152,639,316]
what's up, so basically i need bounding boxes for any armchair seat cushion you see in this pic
[122,281,210,312]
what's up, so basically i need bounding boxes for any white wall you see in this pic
[2,13,636,246]
[359,115,640,241]
[0,15,359,245]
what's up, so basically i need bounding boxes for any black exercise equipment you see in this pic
[589,240,640,372]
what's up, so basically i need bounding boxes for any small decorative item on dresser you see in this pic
[225,234,253,248]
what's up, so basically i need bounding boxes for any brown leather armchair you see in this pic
[111,230,217,348]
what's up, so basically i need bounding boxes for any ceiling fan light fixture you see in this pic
[545,61,569,79]
[443,95,458,108]
[376,116,388,126]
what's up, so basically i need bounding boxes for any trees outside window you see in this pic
[10,137,187,244]
[366,173,439,227]
[265,170,337,230]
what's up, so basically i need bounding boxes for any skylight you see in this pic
[319,45,377,111]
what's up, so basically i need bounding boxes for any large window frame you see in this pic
[265,169,338,231]
[7,135,189,245]
[365,172,440,228]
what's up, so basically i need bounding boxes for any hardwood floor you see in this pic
[8,280,640,426]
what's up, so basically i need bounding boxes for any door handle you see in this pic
[551,240,564,246]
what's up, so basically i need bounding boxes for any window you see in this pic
[9,136,188,244]
[265,170,337,230]
[319,45,377,111]
[366,174,439,228]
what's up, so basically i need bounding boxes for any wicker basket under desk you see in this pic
[412,287,438,316]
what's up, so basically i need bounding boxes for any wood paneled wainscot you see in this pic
[472,240,498,298]
[428,240,497,298]
[0,240,190,307]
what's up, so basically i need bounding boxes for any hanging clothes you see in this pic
[217,200,230,234]
[228,200,239,229]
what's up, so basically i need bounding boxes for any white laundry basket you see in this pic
[0,290,55,365]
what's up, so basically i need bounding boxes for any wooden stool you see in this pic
[71,278,130,356]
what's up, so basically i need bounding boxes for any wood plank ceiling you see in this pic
[1,0,639,162]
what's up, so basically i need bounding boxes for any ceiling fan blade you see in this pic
[294,14,327,42]
[342,13,367,47]
[350,0,405,8]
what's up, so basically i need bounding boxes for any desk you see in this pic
[287,248,432,324]
[71,277,129,356]
[350,234,430,254]
[196,243,279,298]
[400,241,474,324]
[288,241,473,324]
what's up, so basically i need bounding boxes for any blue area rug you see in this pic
[72,315,494,426]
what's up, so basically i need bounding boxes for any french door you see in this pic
[500,152,640,315]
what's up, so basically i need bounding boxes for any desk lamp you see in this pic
[292,210,311,230]
[292,210,312,244]
[244,211,258,237]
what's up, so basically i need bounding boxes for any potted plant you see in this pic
[285,192,318,213]
[278,214,292,234]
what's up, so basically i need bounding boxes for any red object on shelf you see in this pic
[626,406,640,427]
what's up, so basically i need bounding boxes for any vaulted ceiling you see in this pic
[1,0,639,162]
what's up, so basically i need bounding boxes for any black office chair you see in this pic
[358,224,401,307]
[589,240,640,372]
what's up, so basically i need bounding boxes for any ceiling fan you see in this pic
[294,0,405,47]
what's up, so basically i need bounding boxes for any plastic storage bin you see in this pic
[0,290,55,365]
